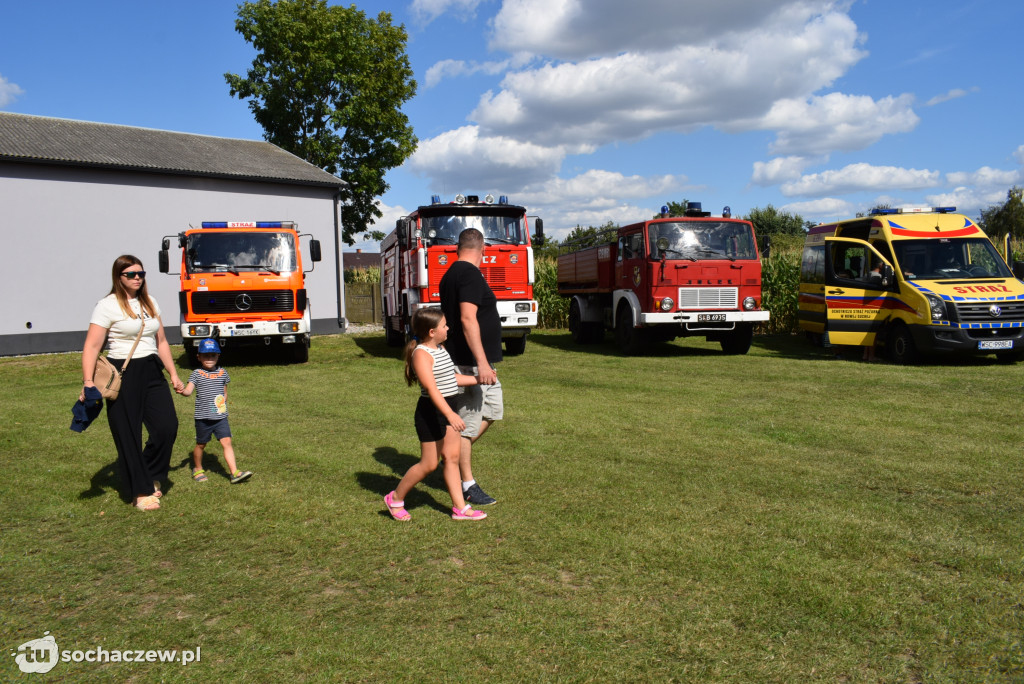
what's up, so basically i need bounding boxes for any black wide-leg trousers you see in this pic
[106,355,178,500]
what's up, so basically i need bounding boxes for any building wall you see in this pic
[0,162,346,356]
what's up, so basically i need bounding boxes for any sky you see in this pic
[2,0,1023,251]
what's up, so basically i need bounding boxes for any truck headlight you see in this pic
[925,294,946,321]
[279,322,300,333]
[743,297,757,311]
[515,303,531,312]
[188,325,212,337]
[659,297,674,311]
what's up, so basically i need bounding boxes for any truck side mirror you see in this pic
[396,218,410,243]
[881,264,894,287]
[534,218,544,242]
[309,239,322,263]
[1014,261,1024,280]
[158,249,170,274]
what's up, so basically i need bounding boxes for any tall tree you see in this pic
[744,205,807,237]
[226,0,417,243]
[978,187,1024,239]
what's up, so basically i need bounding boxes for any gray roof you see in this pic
[0,112,345,188]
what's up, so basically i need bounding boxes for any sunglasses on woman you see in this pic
[121,270,146,279]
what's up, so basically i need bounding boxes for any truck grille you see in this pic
[482,267,507,286]
[677,287,738,309]
[191,290,294,315]
[954,300,1024,323]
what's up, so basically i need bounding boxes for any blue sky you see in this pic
[2,0,1022,250]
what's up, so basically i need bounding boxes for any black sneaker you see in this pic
[464,483,496,506]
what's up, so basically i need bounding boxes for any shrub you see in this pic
[534,257,568,328]
[345,266,380,283]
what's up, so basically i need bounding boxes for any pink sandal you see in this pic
[452,504,486,521]
[384,491,411,522]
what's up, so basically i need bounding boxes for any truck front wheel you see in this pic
[720,324,753,355]
[504,336,527,356]
[615,305,648,355]
[569,300,603,344]
[887,323,917,365]
[292,337,310,363]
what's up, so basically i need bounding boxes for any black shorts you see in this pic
[414,395,458,443]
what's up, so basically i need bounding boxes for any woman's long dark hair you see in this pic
[109,255,156,319]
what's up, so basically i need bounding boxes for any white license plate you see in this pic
[697,313,726,322]
[230,329,260,337]
[979,340,1013,350]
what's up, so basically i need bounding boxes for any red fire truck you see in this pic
[557,203,769,355]
[158,221,322,363]
[381,194,543,355]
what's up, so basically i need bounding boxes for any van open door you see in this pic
[823,237,896,347]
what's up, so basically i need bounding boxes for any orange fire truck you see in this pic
[158,221,322,363]
[381,194,543,355]
[557,202,769,355]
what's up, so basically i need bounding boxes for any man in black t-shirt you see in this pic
[439,228,502,506]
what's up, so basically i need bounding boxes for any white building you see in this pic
[0,113,348,356]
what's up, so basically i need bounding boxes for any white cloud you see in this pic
[780,197,856,221]
[472,4,868,149]
[424,54,533,88]
[490,0,833,61]
[412,0,484,24]
[946,166,1021,189]
[925,187,1007,217]
[925,87,977,106]
[758,93,919,156]
[751,156,817,186]
[408,125,569,192]
[1015,145,1024,167]
[781,163,940,197]
[519,169,689,210]
[0,73,25,108]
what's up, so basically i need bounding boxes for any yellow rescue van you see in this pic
[798,206,1024,363]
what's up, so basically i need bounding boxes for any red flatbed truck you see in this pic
[557,203,769,354]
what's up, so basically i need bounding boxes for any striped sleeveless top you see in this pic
[416,344,459,397]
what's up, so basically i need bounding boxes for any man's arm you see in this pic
[460,300,497,384]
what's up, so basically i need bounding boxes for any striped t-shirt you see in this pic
[416,345,458,397]
[188,367,230,420]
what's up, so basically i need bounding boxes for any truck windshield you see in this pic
[892,238,1012,280]
[648,221,757,261]
[421,214,525,245]
[186,232,297,273]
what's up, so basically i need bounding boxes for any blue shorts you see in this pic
[195,418,231,444]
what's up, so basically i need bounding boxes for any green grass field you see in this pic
[2,331,1022,682]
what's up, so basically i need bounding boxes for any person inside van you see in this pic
[865,259,883,285]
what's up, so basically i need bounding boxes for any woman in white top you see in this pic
[81,255,184,511]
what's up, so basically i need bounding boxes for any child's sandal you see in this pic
[192,469,208,482]
[452,504,486,521]
[384,491,411,522]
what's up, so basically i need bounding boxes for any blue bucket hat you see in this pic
[198,338,221,354]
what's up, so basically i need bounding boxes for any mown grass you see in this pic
[2,332,1023,682]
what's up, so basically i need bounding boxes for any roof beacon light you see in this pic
[201,221,291,229]
[499,195,508,205]
[723,205,732,218]
[466,195,479,203]
[484,194,495,205]
[873,206,957,216]
[431,194,441,205]
[454,194,466,205]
